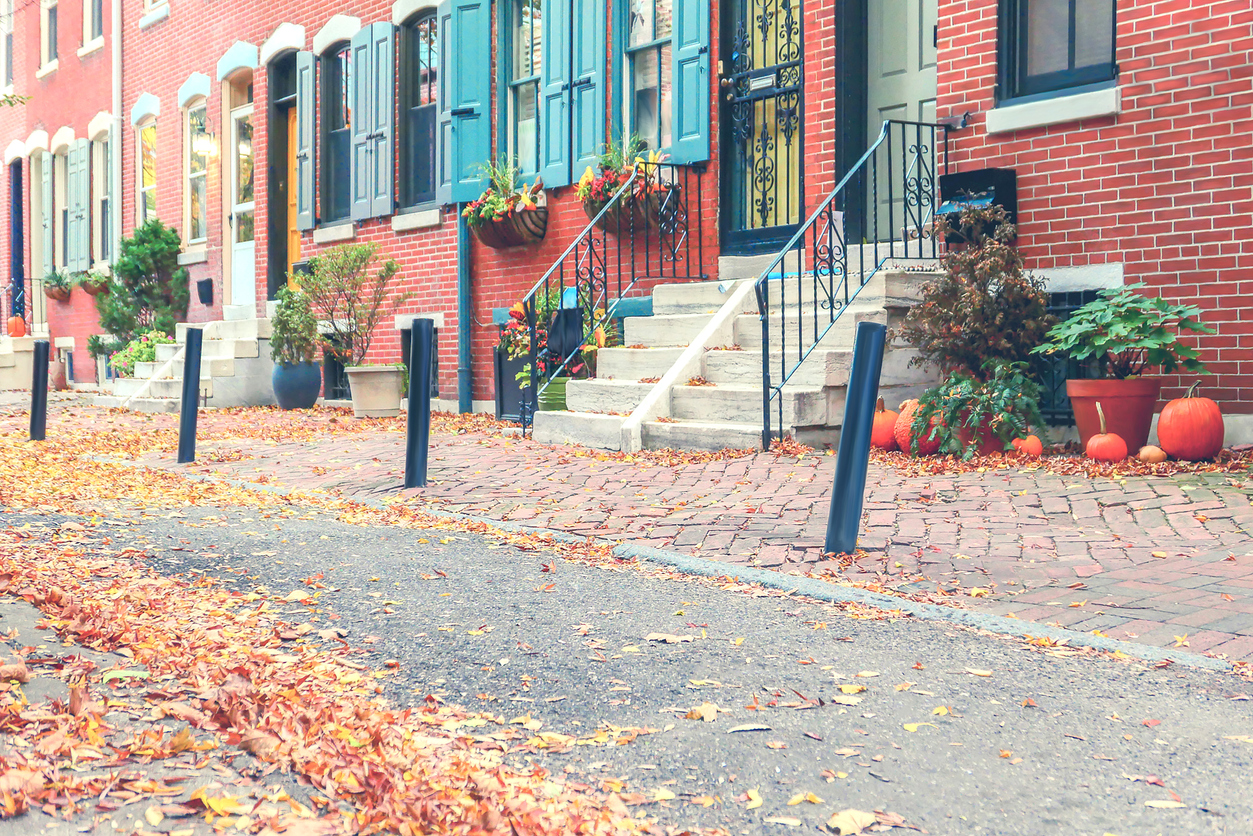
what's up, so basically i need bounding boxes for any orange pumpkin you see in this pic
[6,316,25,338]
[894,399,943,457]
[871,397,899,451]
[1156,382,1224,462]
[1013,435,1043,457]
[1085,402,1128,462]
[1137,444,1167,464]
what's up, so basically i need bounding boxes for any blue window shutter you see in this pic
[671,0,710,164]
[41,152,53,274]
[538,0,570,188]
[369,22,396,218]
[349,28,373,222]
[75,138,92,270]
[295,51,317,230]
[449,0,491,202]
[569,0,604,178]
[436,0,453,205]
[64,144,79,271]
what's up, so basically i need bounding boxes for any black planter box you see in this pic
[494,348,528,422]
[196,278,214,306]
[937,168,1018,243]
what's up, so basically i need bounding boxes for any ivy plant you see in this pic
[912,360,1046,460]
[1031,284,1213,379]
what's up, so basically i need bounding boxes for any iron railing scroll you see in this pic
[519,162,707,434]
[754,120,949,449]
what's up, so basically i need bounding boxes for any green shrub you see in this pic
[96,220,189,343]
[108,331,175,378]
[297,244,413,367]
[911,360,1046,460]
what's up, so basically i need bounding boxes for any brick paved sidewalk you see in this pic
[134,417,1253,665]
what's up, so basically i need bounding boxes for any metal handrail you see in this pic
[754,119,949,449]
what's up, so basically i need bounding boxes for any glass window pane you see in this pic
[516,82,538,173]
[326,47,351,131]
[235,115,253,205]
[188,106,207,175]
[1074,0,1114,69]
[143,188,156,222]
[141,125,157,189]
[235,210,254,244]
[416,15,438,106]
[655,0,672,41]
[189,176,206,240]
[1026,0,1068,77]
[632,49,661,149]
[628,0,653,46]
[514,0,540,78]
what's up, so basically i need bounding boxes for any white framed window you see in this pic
[82,0,103,44]
[184,100,208,245]
[625,0,674,152]
[1,0,13,89]
[508,0,540,176]
[137,120,157,225]
[91,134,110,263]
[40,0,59,69]
[143,0,167,10]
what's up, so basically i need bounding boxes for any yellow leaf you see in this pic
[684,702,719,722]
[839,684,866,694]
[144,806,164,827]
[746,788,763,809]
[1173,634,1189,647]
[825,808,876,834]
[854,670,879,678]
[895,682,914,691]
[965,668,993,677]
[788,793,805,806]
[734,637,745,646]
[969,587,991,598]
[653,788,676,802]
[932,706,950,716]
[903,722,937,733]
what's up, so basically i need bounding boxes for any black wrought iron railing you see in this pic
[754,120,949,449]
[519,161,707,433]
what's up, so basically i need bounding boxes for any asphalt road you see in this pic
[55,507,1253,834]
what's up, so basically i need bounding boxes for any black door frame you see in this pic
[833,0,869,243]
[266,53,298,301]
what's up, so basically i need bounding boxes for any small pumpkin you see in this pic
[1012,435,1043,458]
[894,399,942,457]
[871,397,899,451]
[1137,444,1167,464]
[1085,401,1128,462]
[1156,382,1224,462]
[6,316,25,338]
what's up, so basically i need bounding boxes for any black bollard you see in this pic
[177,328,203,464]
[29,339,49,442]
[404,318,435,489]
[824,321,887,555]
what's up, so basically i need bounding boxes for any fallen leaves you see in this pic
[685,702,721,722]
[824,808,876,834]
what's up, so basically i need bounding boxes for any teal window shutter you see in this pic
[41,152,53,274]
[449,0,491,202]
[64,144,79,271]
[368,22,396,218]
[436,0,452,205]
[295,51,317,231]
[569,0,604,178]
[538,0,570,188]
[74,138,92,270]
[671,0,710,164]
[348,28,373,222]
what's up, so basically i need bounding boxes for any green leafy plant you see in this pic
[43,270,73,291]
[1032,284,1213,379]
[912,360,1046,460]
[108,330,175,378]
[297,244,413,368]
[461,157,544,228]
[95,220,190,342]
[86,334,124,359]
[897,205,1055,380]
[269,285,320,366]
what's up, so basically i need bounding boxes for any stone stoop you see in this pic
[0,337,38,392]
[534,260,942,452]
[93,318,277,413]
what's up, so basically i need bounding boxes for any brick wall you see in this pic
[938,0,1253,412]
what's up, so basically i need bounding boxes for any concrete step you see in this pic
[651,279,755,316]
[596,346,686,380]
[177,319,272,342]
[135,356,235,380]
[566,379,653,415]
[701,346,933,390]
[0,351,14,369]
[155,338,260,363]
[112,376,211,400]
[641,419,762,452]
[733,309,880,351]
[671,383,826,426]
[92,395,181,413]
[623,313,712,348]
[532,411,625,450]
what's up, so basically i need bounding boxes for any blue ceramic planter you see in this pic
[272,361,322,410]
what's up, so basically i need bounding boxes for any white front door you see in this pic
[868,0,938,136]
[229,105,256,308]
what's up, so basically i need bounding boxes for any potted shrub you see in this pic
[574,136,674,235]
[269,285,322,410]
[298,244,414,418]
[43,270,72,302]
[1032,284,1213,451]
[462,158,548,250]
[911,360,1046,459]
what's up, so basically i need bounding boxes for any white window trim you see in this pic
[90,137,110,266]
[35,59,59,79]
[138,3,169,30]
[77,37,104,58]
[183,100,209,247]
[986,86,1122,135]
[81,0,102,46]
[40,0,58,70]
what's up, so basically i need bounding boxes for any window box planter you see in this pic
[44,285,71,303]
[470,208,548,250]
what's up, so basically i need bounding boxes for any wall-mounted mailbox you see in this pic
[937,168,1018,243]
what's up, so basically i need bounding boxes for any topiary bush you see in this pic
[96,220,190,342]
[896,205,1055,380]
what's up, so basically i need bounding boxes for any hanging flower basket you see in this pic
[79,277,110,296]
[471,207,549,250]
[44,285,71,303]
[582,187,674,235]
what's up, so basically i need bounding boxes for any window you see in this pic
[320,43,352,223]
[52,152,65,268]
[627,0,673,152]
[400,13,438,208]
[137,121,157,224]
[1001,0,1116,100]
[509,0,541,176]
[2,0,13,88]
[91,136,110,263]
[184,101,208,244]
[83,0,103,43]
[41,0,58,67]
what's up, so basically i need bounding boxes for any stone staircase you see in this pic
[534,257,942,452]
[94,305,276,413]
[0,337,38,391]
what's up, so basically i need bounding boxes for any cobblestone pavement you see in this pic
[127,414,1253,664]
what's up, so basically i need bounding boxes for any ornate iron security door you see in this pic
[721,0,803,253]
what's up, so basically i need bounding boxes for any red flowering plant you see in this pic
[574,135,671,216]
[499,290,614,387]
[461,157,545,228]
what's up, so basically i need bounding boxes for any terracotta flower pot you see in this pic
[1067,377,1161,452]
[957,421,1007,457]
[345,365,405,418]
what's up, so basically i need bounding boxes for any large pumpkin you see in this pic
[894,399,943,456]
[6,316,25,338]
[871,397,899,451]
[1157,382,1224,461]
